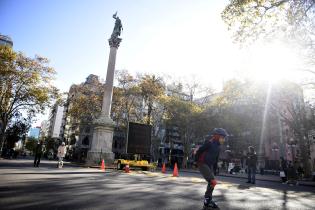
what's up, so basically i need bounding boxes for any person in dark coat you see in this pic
[287,161,298,185]
[297,164,304,180]
[195,128,228,209]
[280,157,288,182]
[246,146,257,184]
[34,141,43,167]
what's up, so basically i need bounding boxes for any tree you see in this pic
[222,1,315,175]
[138,74,165,125]
[183,77,214,102]
[270,81,313,176]
[5,116,31,149]
[111,70,141,128]
[67,83,104,123]
[163,95,205,168]
[213,80,265,132]
[222,0,315,74]
[0,46,59,152]
[45,137,58,156]
[25,137,37,154]
[135,74,165,161]
[210,79,278,159]
[222,1,315,43]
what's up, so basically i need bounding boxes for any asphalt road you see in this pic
[0,159,314,210]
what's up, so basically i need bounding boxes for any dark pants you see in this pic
[34,153,41,167]
[199,163,215,199]
[248,167,256,183]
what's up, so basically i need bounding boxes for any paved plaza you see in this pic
[0,159,314,210]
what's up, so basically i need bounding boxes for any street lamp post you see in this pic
[288,138,297,164]
[271,143,279,170]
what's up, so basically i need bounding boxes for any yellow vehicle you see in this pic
[114,159,156,171]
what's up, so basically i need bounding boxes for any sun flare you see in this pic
[241,42,300,83]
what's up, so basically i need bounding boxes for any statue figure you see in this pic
[111,12,123,39]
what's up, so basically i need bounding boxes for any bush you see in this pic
[25,138,37,154]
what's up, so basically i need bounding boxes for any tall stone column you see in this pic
[86,14,122,165]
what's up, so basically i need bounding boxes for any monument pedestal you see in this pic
[86,115,115,166]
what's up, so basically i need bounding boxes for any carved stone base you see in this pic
[86,115,115,166]
[86,151,114,166]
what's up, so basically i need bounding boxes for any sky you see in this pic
[0,0,311,126]
[0,0,239,90]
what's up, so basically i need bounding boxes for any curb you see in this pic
[217,173,315,188]
[67,162,315,188]
[163,168,315,188]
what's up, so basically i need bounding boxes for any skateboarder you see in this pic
[195,128,228,209]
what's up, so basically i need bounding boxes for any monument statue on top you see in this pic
[109,12,123,48]
[86,12,123,165]
[111,12,123,39]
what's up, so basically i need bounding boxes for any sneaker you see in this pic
[246,181,251,183]
[204,198,219,209]
[204,197,210,206]
[207,200,219,209]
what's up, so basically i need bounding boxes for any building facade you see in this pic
[39,120,49,140]
[60,74,104,161]
[194,81,306,171]
[48,104,64,139]
[0,34,13,47]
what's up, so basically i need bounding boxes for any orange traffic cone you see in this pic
[100,159,105,171]
[172,163,179,177]
[124,164,130,173]
[161,163,166,173]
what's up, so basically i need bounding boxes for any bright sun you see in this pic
[241,42,300,83]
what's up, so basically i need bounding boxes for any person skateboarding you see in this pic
[195,128,228,210]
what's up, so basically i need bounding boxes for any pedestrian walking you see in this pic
[246,146,257,184]
[195,128,228,210]
[297,164,304,180]
[57,142,67,168]
[280,157,288,183]
[34,141,44,167]
[287,161,298,185]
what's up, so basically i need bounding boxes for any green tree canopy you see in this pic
[111,70,141,128]
[138,74,165,125]
[68,82,104,122]
[163,95,205,168]
[222,0,315,44]
[5,116,31,149]
[25,137,38,153]
[0,46,59,151]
